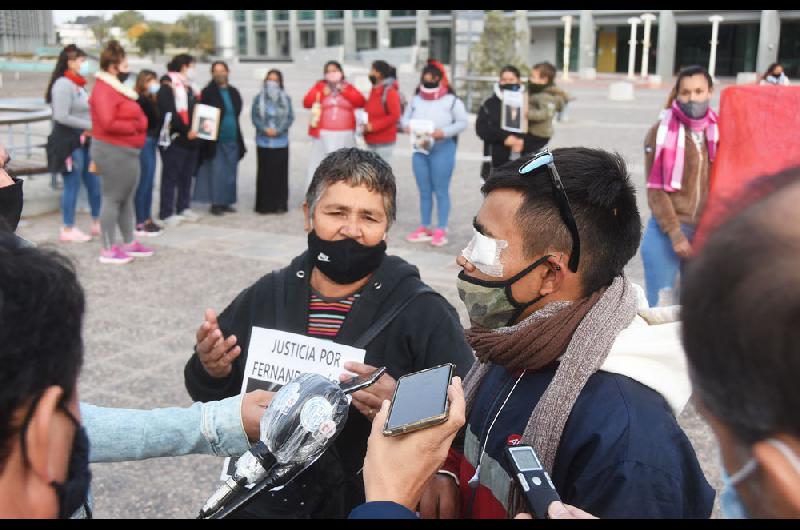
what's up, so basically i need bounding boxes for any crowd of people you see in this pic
[2,40,798,520]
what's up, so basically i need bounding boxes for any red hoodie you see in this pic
[302,80,366,138]
[89,73,147,149]
[363,80,401,145]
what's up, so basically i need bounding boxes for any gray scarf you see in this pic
[258,84,290,131]
[462,275,637,480]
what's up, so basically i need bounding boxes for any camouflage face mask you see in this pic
[456,254,551,329]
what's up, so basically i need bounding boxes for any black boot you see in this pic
[210,205,225,216]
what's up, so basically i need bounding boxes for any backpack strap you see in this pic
[352,282,436,349]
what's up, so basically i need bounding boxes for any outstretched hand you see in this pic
[195,308,241,378]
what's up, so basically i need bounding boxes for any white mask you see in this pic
[461,228,509,277]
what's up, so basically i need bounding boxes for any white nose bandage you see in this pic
[461,229,508,277]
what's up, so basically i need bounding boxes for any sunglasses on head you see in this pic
[518,149,581,273]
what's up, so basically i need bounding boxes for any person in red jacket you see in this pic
[89,40,153,265]
[363,60,402,166]
[303,60,366,189]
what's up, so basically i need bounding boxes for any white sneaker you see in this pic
[179,209,201,222]
[162,214,184,227]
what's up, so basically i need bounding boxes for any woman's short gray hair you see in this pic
[305,148,397,227]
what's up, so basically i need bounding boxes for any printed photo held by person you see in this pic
[45,43,102,243]
[252,68,294,214]
[641,65,718,307]
[183,147,474,518]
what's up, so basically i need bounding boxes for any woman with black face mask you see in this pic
[475,64,540,180]
[362,60,403,165]
[640,65,718,307]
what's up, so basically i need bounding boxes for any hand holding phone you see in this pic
[383,364,454,436]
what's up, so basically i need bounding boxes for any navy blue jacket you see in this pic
[349,501,417,519]
[445,363,715,518]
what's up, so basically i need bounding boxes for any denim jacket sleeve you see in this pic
[275,96,294,137]
[81,395,250,463]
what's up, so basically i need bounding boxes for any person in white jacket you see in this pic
[400,63,468,248]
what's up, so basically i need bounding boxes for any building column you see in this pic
[515,10,531,66]
[757,10,780,74]
[219,11,236,59]
[245,10,256,56]
[656,10,676,81]
[315,10,325,49]
[288,10,300,58]
[378,10,391,49]
[266,10,277,57]
[415,10,430,47]
[578,10,596,77]
[343,10,356,56]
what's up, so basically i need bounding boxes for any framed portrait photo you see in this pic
[191,104,221,141]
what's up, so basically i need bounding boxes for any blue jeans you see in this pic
[134,136,158,225]
[641,216,696,307]
[411,138,457,230]
[61,144,101,227]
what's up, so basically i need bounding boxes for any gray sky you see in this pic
[53,10,227,24]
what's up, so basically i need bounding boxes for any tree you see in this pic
[111,10,145,31]
[169,27,193,49]
[467,11,530,112]
[89,20,110,47]
[127,22,149,41]
[175,13,216,53]
[138,30,167,56]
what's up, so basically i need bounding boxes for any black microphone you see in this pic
[198,373,351,519]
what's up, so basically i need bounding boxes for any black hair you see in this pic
[532,62,556,84]
[324,60,343,76]
[682,167,800,444]
[0,235,85,471]
[160,74,171,84]
[372,60,395,80]
[666,65,713,108]
[416,64,455,95]
[481,148,641,296]
[211,60,229,73]
[168,53,195,73]
[763,62,783,78]
[265,68,284,89]
[500,64,521,79]
[45,44,87,103]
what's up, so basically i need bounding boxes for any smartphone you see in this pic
[383,363,454,436]
[340,366,386,394]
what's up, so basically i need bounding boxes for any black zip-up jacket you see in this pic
[475,93,542,179]
[184,251,475,518]
[137,95,160,138]
[196,81,247,164]
[46,122,82,174]
[156,82,197,149]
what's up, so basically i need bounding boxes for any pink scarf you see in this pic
[167,72,190,125]
[647,100,719,192]
[419,84,448,101]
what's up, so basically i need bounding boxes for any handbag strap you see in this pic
[352,282,435,349]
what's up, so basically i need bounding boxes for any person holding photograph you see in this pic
[88,40,152,265]
[157,53,201,226]
[252,68,294,214]
[302,61,366,189]
[400,62,468,247]
[194,61,247,216]
[476,65,540,181]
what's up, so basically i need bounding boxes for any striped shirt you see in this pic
[306,290,361,338]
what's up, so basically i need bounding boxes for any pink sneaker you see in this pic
[406,226,433,243]
[99,245,133,265]
[59,227,92,243]
[91,220,101,237]
[121,240,154,257]
[431,228,448,247]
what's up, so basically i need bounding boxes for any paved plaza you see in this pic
[10,61,725,518]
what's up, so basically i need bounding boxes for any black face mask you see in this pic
[499,83,521,91]
[368,75,378,85]
[0,173,23,232]
[422,81,439,89]
[117,71,130,84]
[50,405,92,519]
[527,81,548,93]
[307,230,386,285]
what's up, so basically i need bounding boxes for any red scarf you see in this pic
[64,70,87,87]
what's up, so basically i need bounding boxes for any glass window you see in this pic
[778,21,800,77]
[324,10,344,20]
[237,26,247,55]
[234,10,246,23]
[429,28,451,64]
[256,30,267,55]
[390,28,416,48]
[675,23,758,76]
[274,10,289,22]
[356,29,378,51]
[391,10,416,17]
[252,10,266,23]
[556,26,580,73]
[298,11,316,21]
[327,29,343,46]
[430,10,451,16]
[277,29,290,56]
[356,10,377,19]
[300,30,316,49]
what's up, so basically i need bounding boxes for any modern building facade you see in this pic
[223,10,800,79]
[55,23,98,50]
[0,10,55,54]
